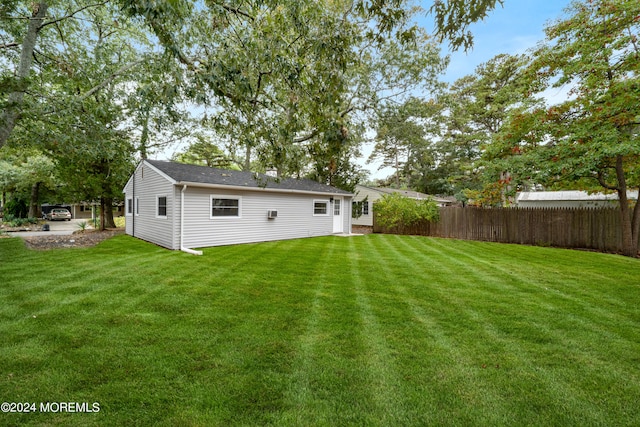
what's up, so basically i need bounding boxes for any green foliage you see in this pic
[3,198,27,218]
[171,136,238,169]
[429,0,504,51]
[375,192,439,228]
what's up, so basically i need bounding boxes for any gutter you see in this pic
[180,184,203,256]
[175,180,353,198]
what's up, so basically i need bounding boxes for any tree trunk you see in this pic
[103,197,116,229]
[0,3,48,148]
[28,182,40,218]
[615,156,637,257]
[244,144,252,171]
[99,197,106,231]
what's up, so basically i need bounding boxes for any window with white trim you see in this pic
[211,196,241,218]
[313,200,329,216]
[157,195,167,218]
[135,197,140,216]
[126,198,133,215]
[362,201,369,215]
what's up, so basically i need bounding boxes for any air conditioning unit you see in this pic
[267,210,278,219]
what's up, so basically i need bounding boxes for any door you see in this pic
[333,197,343,233]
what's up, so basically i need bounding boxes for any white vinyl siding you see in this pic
[123,163,178,249]
[182,188,344,248]
[352,186,382,226]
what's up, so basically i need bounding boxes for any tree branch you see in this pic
[78,59,146,102]
[0,42,19,50]
[220,4,254,21]
[40,1,110,29]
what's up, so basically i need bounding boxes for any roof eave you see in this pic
[175,181,353,197]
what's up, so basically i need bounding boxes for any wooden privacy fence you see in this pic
[374,207,631,253]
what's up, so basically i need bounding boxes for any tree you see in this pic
[491,0,640,256]
[442,53,538,205]
[9,2,147,229]
[172,135,238,169]
[0,147,55,218]
[368,98,431,188]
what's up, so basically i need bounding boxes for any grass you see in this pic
[1,234,639,426]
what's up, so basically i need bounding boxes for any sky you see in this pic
[361,0,574,180]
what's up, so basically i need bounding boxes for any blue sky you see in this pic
[433,0,573,83]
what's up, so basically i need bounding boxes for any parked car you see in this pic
[46,208,72,221]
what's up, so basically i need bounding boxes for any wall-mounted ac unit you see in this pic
[267,210,278,219]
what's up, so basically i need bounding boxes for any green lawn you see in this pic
[1,234,639,426]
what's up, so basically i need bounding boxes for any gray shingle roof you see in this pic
[146,160,352,195]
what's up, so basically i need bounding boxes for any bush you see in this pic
[6,217,38,227]
[375,192,439,229]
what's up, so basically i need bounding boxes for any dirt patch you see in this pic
[20,229,125,250]
[352,225,373,235]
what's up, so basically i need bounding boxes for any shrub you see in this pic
[375,192,439,229]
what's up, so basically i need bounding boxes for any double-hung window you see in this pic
[157,196,167,218]
[211,196,241,218]
[313,200,330,216]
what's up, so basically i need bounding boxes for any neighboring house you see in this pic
[352,185,453,227]
[516,190,639,208]
[42,202,124,220]
[122,160,353,253]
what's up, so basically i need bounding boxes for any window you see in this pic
[334,199,341,215]
[313,200,329,216]
[211,196,241,218]
[135,197,140,216]
[352,200,369,216]
[127,198,133,215]
[157,196,167,218]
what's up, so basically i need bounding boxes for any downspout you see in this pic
[180,184,203,255]
[132,168,135,238]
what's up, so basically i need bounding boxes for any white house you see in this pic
[516,190,639,209]
[123,160,353,253]
[352,185,453,227]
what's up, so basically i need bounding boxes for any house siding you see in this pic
[352,186,383,227]
[124,163,178,249]
[181,186,349,248]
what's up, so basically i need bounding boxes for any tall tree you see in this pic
[368,98,431,188]
[491,0,640,256]
[443,53,537,204]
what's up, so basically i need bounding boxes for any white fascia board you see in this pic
[175,181,353,198]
